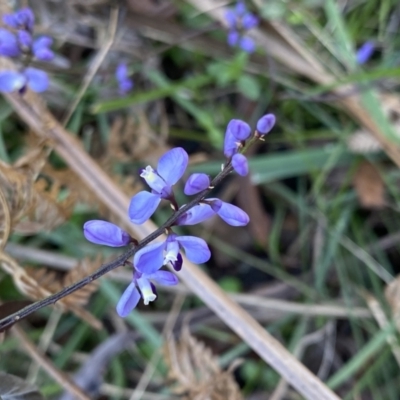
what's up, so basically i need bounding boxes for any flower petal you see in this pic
[176,203,216,226]
[212,200,249,226]
[223,125,239,158]
[147,270,179,286]
[184,173,210,195]
[83,220,130,247]
[239,36,256,53]
[137,276,157,305]
[134,241,165,274]
[0,71,25,93]
[128,191,161,224]
[116,282,141,317]
[33,36,54,61]
[25,68,49,92]
[242,13,259,30]
[227,30,240,47]
[227,119,251,141]
[225,10,237,29]
[115,62,128,81]
[356,41,375,64]
[18,30,32,48]
[15,8,35,32]
[176,236,211,264]
[232,153,248,176]
[256,114,275,135]
[0,29,20,57]
[157,147,188,185]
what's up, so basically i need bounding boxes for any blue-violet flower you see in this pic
[117,270,178,317]
[129,147,189,224]
[83,220,131,247]
[115,62,133,95]
[225,1,259,53]
[356,41,375,65]
[133,233,211,274]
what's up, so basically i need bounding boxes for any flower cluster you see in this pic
[83,114,276,317]
[0,7,54,93]
[225,114,275,176]
[225,1,259,53]
[115,62,133,95]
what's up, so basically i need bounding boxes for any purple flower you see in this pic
[133,233,211,274]
[176,200,249,227]
[83,220,131,247]
[223,118,251,175]
[115,63,133,95]
[32,36,54,61]
[239,36,256,53]
[242,13,259,30]
[228,119,251,140]
[184,173,210,195]
[116,269,178,317]
[356,41,375,65]
[17,30,32,48]
[3,8,35,33]
[0,67,48,93]
[256,113,276,136]
[129,147,189,224]
[0,29,20,57]
[224,1,259,53]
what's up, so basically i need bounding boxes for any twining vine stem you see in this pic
[0,159,239,332]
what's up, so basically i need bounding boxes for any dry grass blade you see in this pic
[11,325,91,400]
[0,252,102,329]
[164,326,243,400]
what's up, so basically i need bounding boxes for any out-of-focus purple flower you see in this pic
[133,233,211,274]
[32,36,54,61]
[242,13,259,30]
[184,173,210,195]
[128,147,189,224]
[3,8,35,33]
[0,29,20,57]
[83,220,131,247]
[116,269,178,317]
[239,36,256,53]
[115,63,133,95]
[17,30,32,48]
[0,67,48,93]
[224,1,259,53]
[256,113,276,136]
[356,41,375,65]
[0,71,25,92]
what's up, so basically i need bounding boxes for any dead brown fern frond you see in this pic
[0,145,75,235]
[163,326,243,400]
[0,251,102,329]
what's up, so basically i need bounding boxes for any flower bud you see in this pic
[184,173,210,195]
[256,114,276,136]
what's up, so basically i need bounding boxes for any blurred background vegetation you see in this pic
[1,0,400,399]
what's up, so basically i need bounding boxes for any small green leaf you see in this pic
[237,75,260,100]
